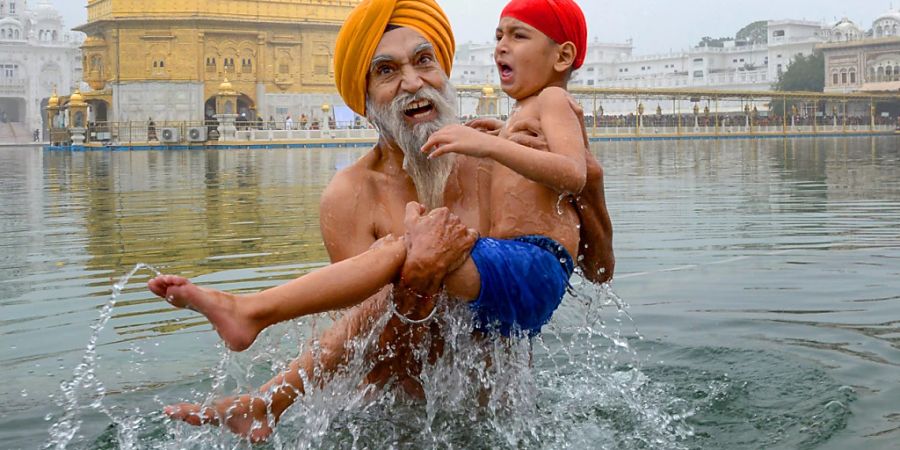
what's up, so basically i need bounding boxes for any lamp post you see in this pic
[321,102,331,131]
[752,106,758,133]
[692,103,699,132]
[704,105,710,133]
[637,102,644,135]
[744,103,751,131]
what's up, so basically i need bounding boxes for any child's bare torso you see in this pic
[489,97,581,257]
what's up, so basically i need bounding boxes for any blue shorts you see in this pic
[468,235,575,337]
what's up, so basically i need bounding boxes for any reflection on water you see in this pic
[0,137,898,448]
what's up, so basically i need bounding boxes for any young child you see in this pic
[149,0,589,350]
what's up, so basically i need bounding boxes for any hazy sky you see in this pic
[48,0,893,54]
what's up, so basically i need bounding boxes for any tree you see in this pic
[771,52,825,116]
[774,52,825,92]
[696,36,731,48]
[736,21,768,45]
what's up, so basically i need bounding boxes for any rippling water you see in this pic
[1,137,898,449]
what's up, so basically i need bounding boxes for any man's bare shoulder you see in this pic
[320,149,380,208]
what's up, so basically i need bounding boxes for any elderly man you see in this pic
[163,0,613,442]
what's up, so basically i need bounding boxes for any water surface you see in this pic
[0,137,898,448]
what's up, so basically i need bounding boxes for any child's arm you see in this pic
[422,87,587,194]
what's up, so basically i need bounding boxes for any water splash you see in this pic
[44,264,161,450]
[156,274,691,449]
[45,266,693,449]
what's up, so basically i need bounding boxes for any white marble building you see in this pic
[0,1,83,143]
[821,10,900,95]
[452,19,831,114]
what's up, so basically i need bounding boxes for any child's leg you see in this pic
[441,257,481,301]
[165,287,397,442]
[148,235,408,351]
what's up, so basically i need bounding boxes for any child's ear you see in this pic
[554,41,577,73]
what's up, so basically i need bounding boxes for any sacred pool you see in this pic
[1,137,898,449]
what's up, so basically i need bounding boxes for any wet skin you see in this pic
[153,26,614,441]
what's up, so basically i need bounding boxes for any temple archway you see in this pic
[0,97,26,122]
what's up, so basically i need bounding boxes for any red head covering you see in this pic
[500,0,588,70]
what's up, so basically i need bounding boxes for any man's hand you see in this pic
[576,152,615,284]
[506,117,549,151]
[399,202,477,296]
[465,118,504,136]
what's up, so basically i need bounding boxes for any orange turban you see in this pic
[334,0,455,116]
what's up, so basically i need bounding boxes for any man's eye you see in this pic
[418,55,434,65]
[376,65,393,75]
[514,33,527,40]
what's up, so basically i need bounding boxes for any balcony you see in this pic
[0,78,27,95]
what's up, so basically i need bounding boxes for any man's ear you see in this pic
[554,41,577,73]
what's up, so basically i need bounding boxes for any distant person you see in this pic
[33,129,40,142]
[147,118,157,141]
[284,115,293,130]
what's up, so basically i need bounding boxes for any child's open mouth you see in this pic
[498,63,513,82]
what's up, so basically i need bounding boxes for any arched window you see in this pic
[2,29,5,39]
[878,66,885,82]
[834,32,842,41]
[849,70,856,84]
[159,60,164,68]
[832,72,839,85]
[869,67,876,82]
[876,26,883,38]
[13,28,18,39]
[52,30,57,41]
[841,70,848,85]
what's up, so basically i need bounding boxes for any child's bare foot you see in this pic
[148,275,261,351]
[164,395,274,443]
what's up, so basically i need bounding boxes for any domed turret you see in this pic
[47,89,59,108]
[482,85,495,97]
[831,18,862,42]
[218,77,235,94]
[68,89,85,106]
[873,9,900,38]
[33,1,62,22]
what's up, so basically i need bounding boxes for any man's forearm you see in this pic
[576,153,615,283]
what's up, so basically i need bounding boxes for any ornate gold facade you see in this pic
[75,0,361,122]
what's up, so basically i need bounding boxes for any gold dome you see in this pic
[218,77,235,94]
[482,85,495,96]
[68,89,85,106]
[48,89,59,108]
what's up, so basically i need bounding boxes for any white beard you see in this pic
[366,82,458,210]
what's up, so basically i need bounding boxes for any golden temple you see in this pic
[75,0,361,123]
